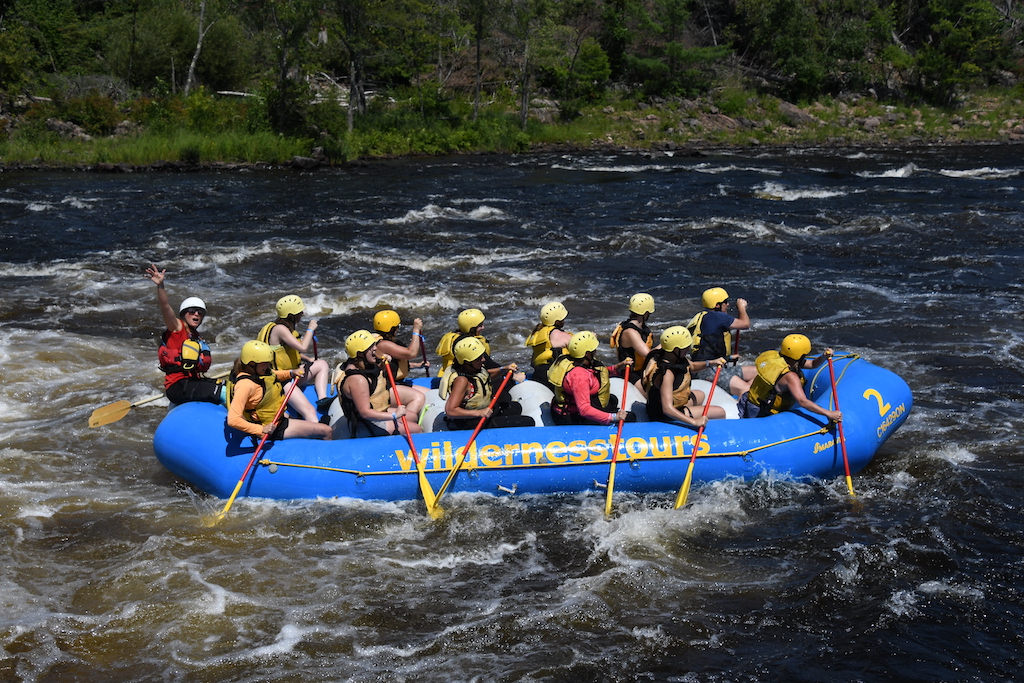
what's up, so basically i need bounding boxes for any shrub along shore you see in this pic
[2,87,1023,172]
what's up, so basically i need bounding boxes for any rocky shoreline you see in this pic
[2,136,1020,174]
[4,94,1024,172]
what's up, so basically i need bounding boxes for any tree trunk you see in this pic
[473,11,482,122]
[184,0,211,96]
[348,59,355,134]
[519,53,529,130]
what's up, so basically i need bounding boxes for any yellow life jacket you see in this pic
[746,350,804,416]
[609,319,653,372]
[642,350,692,414]
[340,366,390,412]
[686,311,733,360]
[440,366,491,410]
[525,324,557,366]
[548,356,610,410]
[226,371,286,425]
[435,331,490,372]
[257,321,302,370]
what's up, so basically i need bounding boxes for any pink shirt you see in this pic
[562,366,615,425]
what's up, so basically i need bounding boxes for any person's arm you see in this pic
[564,369,617,425]
[377,339,416,361]
[690,357,726,373]
[620,328,651,359]
[407,318,423,357]
[549,328,573,350]
[730,298,751,331]
[445,376,492,420]
[658,368,706,427]
[146,264,182,333]
[347,374,406,422]
[227,382,268,436]
[780,372,841,422]
[273,321,318,354]
[805,347,833,370]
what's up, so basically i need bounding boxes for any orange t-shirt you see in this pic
[227,370,292,437]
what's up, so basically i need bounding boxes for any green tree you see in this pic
[733,0,824,99]
[0,23,40,100]
[912,0,1007,102]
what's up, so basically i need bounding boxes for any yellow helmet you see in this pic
[661,326,693,353]
[345,329,377,357]
[781,334,812,361]
[629,293,655,315]
[454,337,486,364]
[276,294,304,318]
[540,302,568,326]
[567,331,599,359]
[458,308,485,333]
[373,309,401,333]
[702,287,729,309]
[240,340,274,365]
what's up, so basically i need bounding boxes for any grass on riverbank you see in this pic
[2,86,1023,168]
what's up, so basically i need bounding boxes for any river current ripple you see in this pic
[1,145,1023,681]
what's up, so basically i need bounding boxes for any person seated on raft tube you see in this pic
[548,331,635,426]
[337,330,423,437]
[524,301,574,388]
[610,293,656,375]
[373,309,429,398]
[435,308,490,373]
[441,337,534,430]
[688,287,757,396]
[257,295,332,418]
[436,308,526,392]
[736,334,843,422]
[146,263,222,405]
[226,340,333,441]
[642,326,727,428]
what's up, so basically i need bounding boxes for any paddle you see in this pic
[674,364,721,509]
[209,374,300,525]
[89,369,230,427]
[418,333,431,377]
[382,358,442,519]
[433,369,514,509]
[827,355,856,497]
[603,364,630,517]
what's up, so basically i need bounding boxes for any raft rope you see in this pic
[254,354,861,479]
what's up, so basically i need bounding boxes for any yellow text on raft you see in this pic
[395,434,710,472]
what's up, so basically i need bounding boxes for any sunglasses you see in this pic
[183,307,206,317]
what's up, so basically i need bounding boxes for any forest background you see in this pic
[1,0,1023,167]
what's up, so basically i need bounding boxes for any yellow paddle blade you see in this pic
[673,467,695,509]
[89,400,133,427]
[417,461,444,520]
[604,460,618,517]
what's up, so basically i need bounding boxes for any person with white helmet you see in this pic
[687,286,756,395]
[548,331,634,426]
[257,294,331,421]
[524,301,573,385]
[609,293,656,373]
[337,330,423,437]
[225,340,332,441]
[642,326,726,427]
[146,264,222,405]
[736,334,842,422]
[441,337,533,430]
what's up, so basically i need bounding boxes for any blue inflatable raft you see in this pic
[153,354,911,504]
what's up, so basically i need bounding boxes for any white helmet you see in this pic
[179,297,207,314]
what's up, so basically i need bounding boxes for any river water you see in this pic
[2,144,1022,681]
